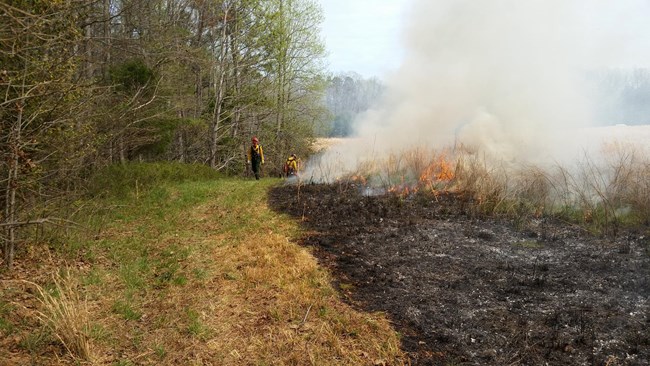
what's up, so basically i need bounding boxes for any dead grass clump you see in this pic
[547,145,650,234]
[507,166,552,218]
[452,152,509,215]
[29,269,95,363]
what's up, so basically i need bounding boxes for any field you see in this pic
[0,172,405,365]
[1,151,648,365]
[270,183,650,365]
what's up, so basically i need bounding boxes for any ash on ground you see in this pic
[269,184,650,366]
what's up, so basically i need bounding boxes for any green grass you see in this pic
[19,329,50,354]
[186,308,206,338]
[70,168,284,348]
[88,162,223,199]
[112,300,142,321]
[0,301,15,335]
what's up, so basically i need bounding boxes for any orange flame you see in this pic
[389,184,419,197]
[383,154,457,197]
[419,154,455,188]
[349,174,368,185]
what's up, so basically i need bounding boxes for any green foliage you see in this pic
[88,162,223,198]
[109,59,155,91]
[132,117,186,158]
[330,115,353,137]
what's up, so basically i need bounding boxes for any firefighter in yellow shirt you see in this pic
[247,137,264,180]
[284,153,299,178]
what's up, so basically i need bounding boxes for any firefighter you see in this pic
[284,153,298,178]
[247,136,264,180]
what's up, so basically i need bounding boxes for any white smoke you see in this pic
[306,0,650,182]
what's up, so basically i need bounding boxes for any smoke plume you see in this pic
[308,0,650,181]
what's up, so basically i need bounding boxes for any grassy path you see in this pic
[1,177,405,365]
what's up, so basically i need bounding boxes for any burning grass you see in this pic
[305,143,650,235]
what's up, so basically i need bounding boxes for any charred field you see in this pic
[269,183,650,366]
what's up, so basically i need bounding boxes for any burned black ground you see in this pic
[269,183,650,366]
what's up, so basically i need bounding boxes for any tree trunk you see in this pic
[176,110,185,162]
[103,0,111,77]
[119,135,126,163]
[194,6,206,118]
[209,6,230,169]
[4,103,22,269]
[275,0,289,138]
[178,130,185,163]
[231,6,241,139]
[195,70,203,118]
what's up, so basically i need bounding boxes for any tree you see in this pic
[260,0,327,168]
[1,0,88,268]
[324,73,385,137]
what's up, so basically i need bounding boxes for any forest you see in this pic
[0,0,334,268]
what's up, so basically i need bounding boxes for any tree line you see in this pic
[1,0,327,269]
[323,72,384,137]
[589,68,650,126]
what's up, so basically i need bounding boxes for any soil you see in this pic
[268,183,650,366]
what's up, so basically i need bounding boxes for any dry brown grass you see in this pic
[29,269,96,363]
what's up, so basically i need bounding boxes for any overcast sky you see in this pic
[318,0,650,80]
[318,0,411,79]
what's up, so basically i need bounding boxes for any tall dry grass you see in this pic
[322,143,650,234]
[29,269,95,363]
[452,144,650,232]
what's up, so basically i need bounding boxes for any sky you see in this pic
[318,0,411,78]
[318,0,650,78]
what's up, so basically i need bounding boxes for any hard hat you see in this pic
[252,137,259,143]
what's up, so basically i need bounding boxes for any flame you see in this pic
[389,183,419,197]
[385,154,456,197]
[419,154,455,189]
[350,174,367,185]
[342,152,456,198]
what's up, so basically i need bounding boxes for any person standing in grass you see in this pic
[284,153,299,178]
[247,136,264,180]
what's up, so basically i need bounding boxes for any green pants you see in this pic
[251,161,261,180]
